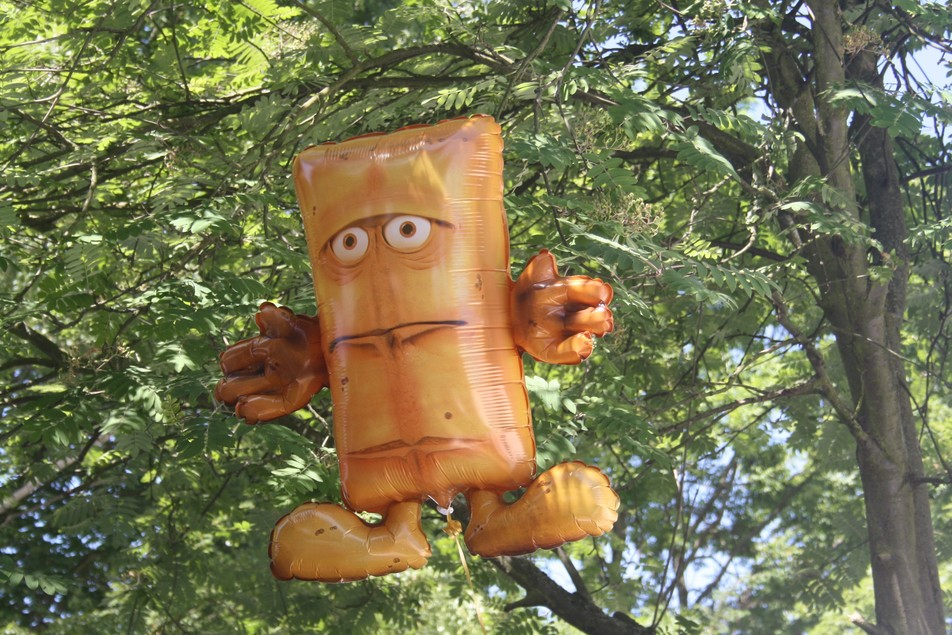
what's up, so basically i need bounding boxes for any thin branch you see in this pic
[0,356,57,372]
[902,163,952,184]
[496,8,564,118]
[291,0,359,65]
[555,547,592,601]
[771,293,874,446]
[657,378,819,438]
[0,430,104,521]
[296,43,510,113]
[850,614,890,635]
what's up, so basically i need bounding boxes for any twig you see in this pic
[555,547,592,601]
[850,614,889,635]
[291,0,360,65]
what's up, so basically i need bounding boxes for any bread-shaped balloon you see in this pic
[216,116,618,582]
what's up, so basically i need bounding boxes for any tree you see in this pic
[751,4,946,631]
[1,0,949,633]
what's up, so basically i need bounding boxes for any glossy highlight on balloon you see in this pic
[215,115,618,582]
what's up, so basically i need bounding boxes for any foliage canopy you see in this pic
[1,0,950,633]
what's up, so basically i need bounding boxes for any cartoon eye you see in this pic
[383,215,432,252]
[330,227,370,264]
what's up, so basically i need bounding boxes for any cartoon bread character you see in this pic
[215,116,618,582]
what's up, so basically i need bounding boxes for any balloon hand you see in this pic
[215,302,328,424]
[510,249,614,365]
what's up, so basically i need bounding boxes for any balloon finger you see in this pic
[255,302,297,338]
[537,332,595,365]
[563,277,613,307]
[234,378,323,425]
[235,392,300,424]
[285,377,323,411]
[564,305,614,335]
[520,249,559,286]
[219,336,273,374]
[215,374,278,405]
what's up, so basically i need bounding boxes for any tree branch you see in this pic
[771,294,875,447]
[658,378,819,438]
[850,614,890,635]
[491,555,653,635]
[555,547,592,602]
[6,322,66,367]
[291,0,360,65]
[0,430,103,523]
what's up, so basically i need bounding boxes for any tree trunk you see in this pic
[845,40,945,635]
[763,3,946,632]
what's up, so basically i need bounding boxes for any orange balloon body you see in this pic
[217,116,618,581]
[294,116,533,513]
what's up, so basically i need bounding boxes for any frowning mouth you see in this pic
[329,320,466,351]
[346,436,487,457]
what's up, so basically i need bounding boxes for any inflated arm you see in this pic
[510,250,614,365]
[215,302,328,424]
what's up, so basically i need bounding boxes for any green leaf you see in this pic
[525,375,561,411]
[675,130,739,179]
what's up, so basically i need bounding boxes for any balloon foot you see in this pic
[269,501,430,582]
[464,461,619,557]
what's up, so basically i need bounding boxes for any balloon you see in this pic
[216,116,618,582]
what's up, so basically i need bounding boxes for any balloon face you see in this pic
[294,117,535,513]
[218,115,618,580]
